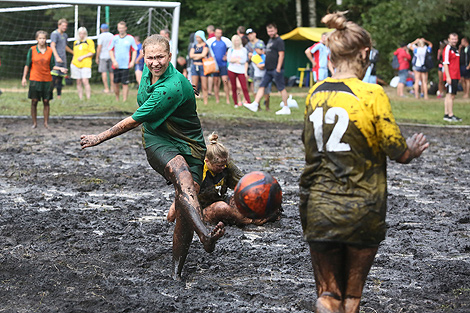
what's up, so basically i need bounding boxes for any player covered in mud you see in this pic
[299,12,429,313]
[167,132,280,226]
[80,34,224,279]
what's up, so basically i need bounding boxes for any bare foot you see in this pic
[316,292,343,313]
[31,124,37,129]
[202,221,225,253]
[44,123,49,129]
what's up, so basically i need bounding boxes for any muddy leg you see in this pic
[164,155,225,274]
[43,99,50,128]
[309,242,345,313]
[172,208,194,279]
[343,246,378,313]
[31,99,38,128]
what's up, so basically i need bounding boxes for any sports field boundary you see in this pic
[1,115,470,129]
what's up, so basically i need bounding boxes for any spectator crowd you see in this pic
[19,17,468,128]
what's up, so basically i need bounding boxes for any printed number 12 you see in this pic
[309,107,351,152]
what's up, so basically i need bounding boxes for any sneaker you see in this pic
[276,106,291,115]
[243,102,258,112]
[449,115,462,122]
[443,114,452,122]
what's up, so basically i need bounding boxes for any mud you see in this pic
[0,117,469,312]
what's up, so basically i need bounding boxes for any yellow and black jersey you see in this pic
[198,161,243,209]
[299,77,407,245]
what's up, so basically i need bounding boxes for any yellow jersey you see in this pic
[299,77,407,245]
[72,38,95,68]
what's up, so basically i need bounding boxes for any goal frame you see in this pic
[1,0,181,65]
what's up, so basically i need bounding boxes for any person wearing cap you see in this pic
[96,23,114,93]
[251,40,272,110]
[245,28,264,94]
[189,30,210,104]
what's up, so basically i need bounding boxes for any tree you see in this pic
[308,0,316,27]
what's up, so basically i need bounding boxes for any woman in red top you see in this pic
[393,42,411,97]
[21,31,67,128]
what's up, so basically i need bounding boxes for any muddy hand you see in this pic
[202,221,225,253]
[80,134,101,149]
[406,133,429,159]
[192,84,200,96]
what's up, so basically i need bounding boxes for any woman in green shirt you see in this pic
[80,34,224,279]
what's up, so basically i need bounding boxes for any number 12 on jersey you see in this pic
[309,107,351,152]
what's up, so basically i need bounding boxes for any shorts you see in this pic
[212,64,228,77]
[98,59,113,73]
[398,69,408,84]
[460,65,470,79]
[313,67,328,82]
[134,63,144,72]
[191,63,206,77]
[260,69,285,91]
[113,69,130,84]
[145,144,204,186]
[446,79,459,95]
[299,187,387,246]
[28,80,53,101]
[412,65,428,73]
[71,64,91,79]
[254,76,272,94]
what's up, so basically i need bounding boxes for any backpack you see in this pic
[424,50,434,69]
[391,55,400,70]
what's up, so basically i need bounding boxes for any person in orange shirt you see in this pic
[22,31,67,128]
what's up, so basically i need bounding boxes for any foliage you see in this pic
[341,0,470,81]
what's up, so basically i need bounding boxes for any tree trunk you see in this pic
[296,0,302,27]
[308,0,316,27]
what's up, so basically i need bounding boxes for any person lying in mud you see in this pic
[167,132,281,226]
[299,12,429,313]
[80,34,224,279]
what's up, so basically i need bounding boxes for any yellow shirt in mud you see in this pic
[299,77,407,245]
[198,161,243,209]
[72,38,95,68]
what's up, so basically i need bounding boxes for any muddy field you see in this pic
[0,117,469,313]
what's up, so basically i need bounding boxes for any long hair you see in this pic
[322,11,372,78]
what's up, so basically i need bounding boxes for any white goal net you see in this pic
[0,0,180,82]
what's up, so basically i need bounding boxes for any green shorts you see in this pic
[145,144,204,185]
[28,81,53,101]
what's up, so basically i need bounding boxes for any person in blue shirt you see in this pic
[206,27,232,104]
[309,32,334,81]
[109,21,137,102]
[134,35,144,86]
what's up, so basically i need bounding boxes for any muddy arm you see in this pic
[396,133,429,164]
[80,116,141,149]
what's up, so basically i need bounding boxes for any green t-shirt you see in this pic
[132,63,206,160]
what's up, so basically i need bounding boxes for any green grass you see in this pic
[1,79,469,126]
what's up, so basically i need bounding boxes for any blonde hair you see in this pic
[417,39,425,47]
[206,133,228,164]
[142,34,170,55]
[78,27,88,36]
[231,35,242,49]
[321,11,372,77]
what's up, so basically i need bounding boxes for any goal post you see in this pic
[0,0,181,80]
